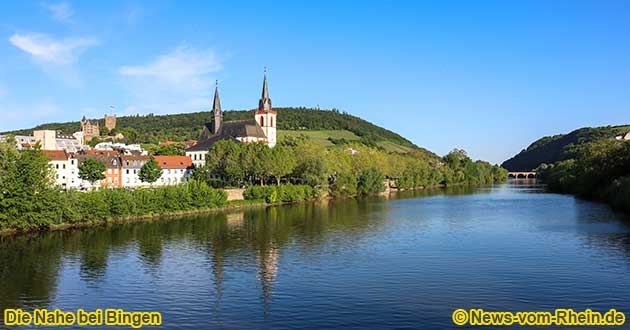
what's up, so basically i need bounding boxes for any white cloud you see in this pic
[9,32,97,86]
[9,33,96,64]
[44,1,74,23]
[119,46,222,114]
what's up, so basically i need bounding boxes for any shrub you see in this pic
[330,172,358,196]
[243,184,315,203]
[357,167,385,195]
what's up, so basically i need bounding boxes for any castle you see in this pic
[80,114,117,142]
[186,71,277,166]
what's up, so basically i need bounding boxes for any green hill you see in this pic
[4,107,435,158]
[501,125,630,171]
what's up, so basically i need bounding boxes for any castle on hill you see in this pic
[186,70,277,166]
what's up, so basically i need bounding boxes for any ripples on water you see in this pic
[1,183,629,329]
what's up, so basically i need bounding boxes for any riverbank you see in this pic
[0,183,453,237]
[0,199,271,237]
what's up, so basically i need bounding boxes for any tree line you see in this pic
[536,139,630,212]
[192,138,508,197]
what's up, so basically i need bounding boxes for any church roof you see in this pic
[186,119,266,152]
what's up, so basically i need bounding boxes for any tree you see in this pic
[357,167,385,195]
[139,158,163,185]
[267,146,296,185]
[78,158,106,186]
[155,143,186,156]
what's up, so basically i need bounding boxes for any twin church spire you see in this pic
[211,70,273,134]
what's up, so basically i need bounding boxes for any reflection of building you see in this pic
[186,71,277,167]
[257,244,279,311]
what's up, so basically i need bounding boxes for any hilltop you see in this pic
[501,125,630,171]
[4,107,437,159]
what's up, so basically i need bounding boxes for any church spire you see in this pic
[212,80,223,134]
[213,80,222,114]
[258,68,272,111]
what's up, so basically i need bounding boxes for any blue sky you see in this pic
[1,1,629,163]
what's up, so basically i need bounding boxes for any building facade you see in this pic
[121,155,151,187]
[153,156,193,185]
[80,116,100,142]
[104,114,117,131]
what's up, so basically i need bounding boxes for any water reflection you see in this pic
[1,184,629,329]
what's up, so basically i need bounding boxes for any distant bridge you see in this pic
[508,171,537,179]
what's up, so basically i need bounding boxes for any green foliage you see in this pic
[78,158,106,184]
[3,108,422,151]
[441,149,507,185]
[357,167,385,195]
[243,184,315,203]
[537,140,630,212]
[0,139,227,231]
[155,143,186,156]
[139,158,163,184]
[0,140,57,229]
[502,125,630,171]
[330,172,358,197]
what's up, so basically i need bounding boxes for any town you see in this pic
[0,72,277,190]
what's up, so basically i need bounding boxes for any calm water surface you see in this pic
[1,183,630,329]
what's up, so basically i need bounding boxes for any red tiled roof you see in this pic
[159,141,177,146]
[43,150,68,161]
[153,156,193,169]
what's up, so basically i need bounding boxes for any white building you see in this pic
[153,156,193,186]
[94,142,147,155]
[43,150,70,189]
[121,155,151,188]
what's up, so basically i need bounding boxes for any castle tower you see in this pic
[104,114,116,131]
[255,69,277,147]
[211,80,222,134]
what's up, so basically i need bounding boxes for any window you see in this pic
[56,164,59,169]
[126,169,130,174]
[71,160,75,165]
[260,116,264,126]
[270,117,273,127]
[63,164,66,169]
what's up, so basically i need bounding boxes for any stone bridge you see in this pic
[508,171,537,179]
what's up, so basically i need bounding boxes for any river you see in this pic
[1,183,629,329]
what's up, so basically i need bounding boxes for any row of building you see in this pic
[44,150,193,190]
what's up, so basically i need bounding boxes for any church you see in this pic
[186,71,277,167]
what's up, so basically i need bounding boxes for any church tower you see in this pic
[255,69,277,147]
[211,80,222,134]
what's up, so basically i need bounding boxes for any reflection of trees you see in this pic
[0,233,64,313]
[0,188,486,318]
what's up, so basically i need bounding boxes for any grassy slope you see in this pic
[501,124,630,171]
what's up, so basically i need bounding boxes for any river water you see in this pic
[1,183,629,329]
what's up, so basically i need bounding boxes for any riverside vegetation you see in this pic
[0,132,507,232]
[535,139,630,213]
